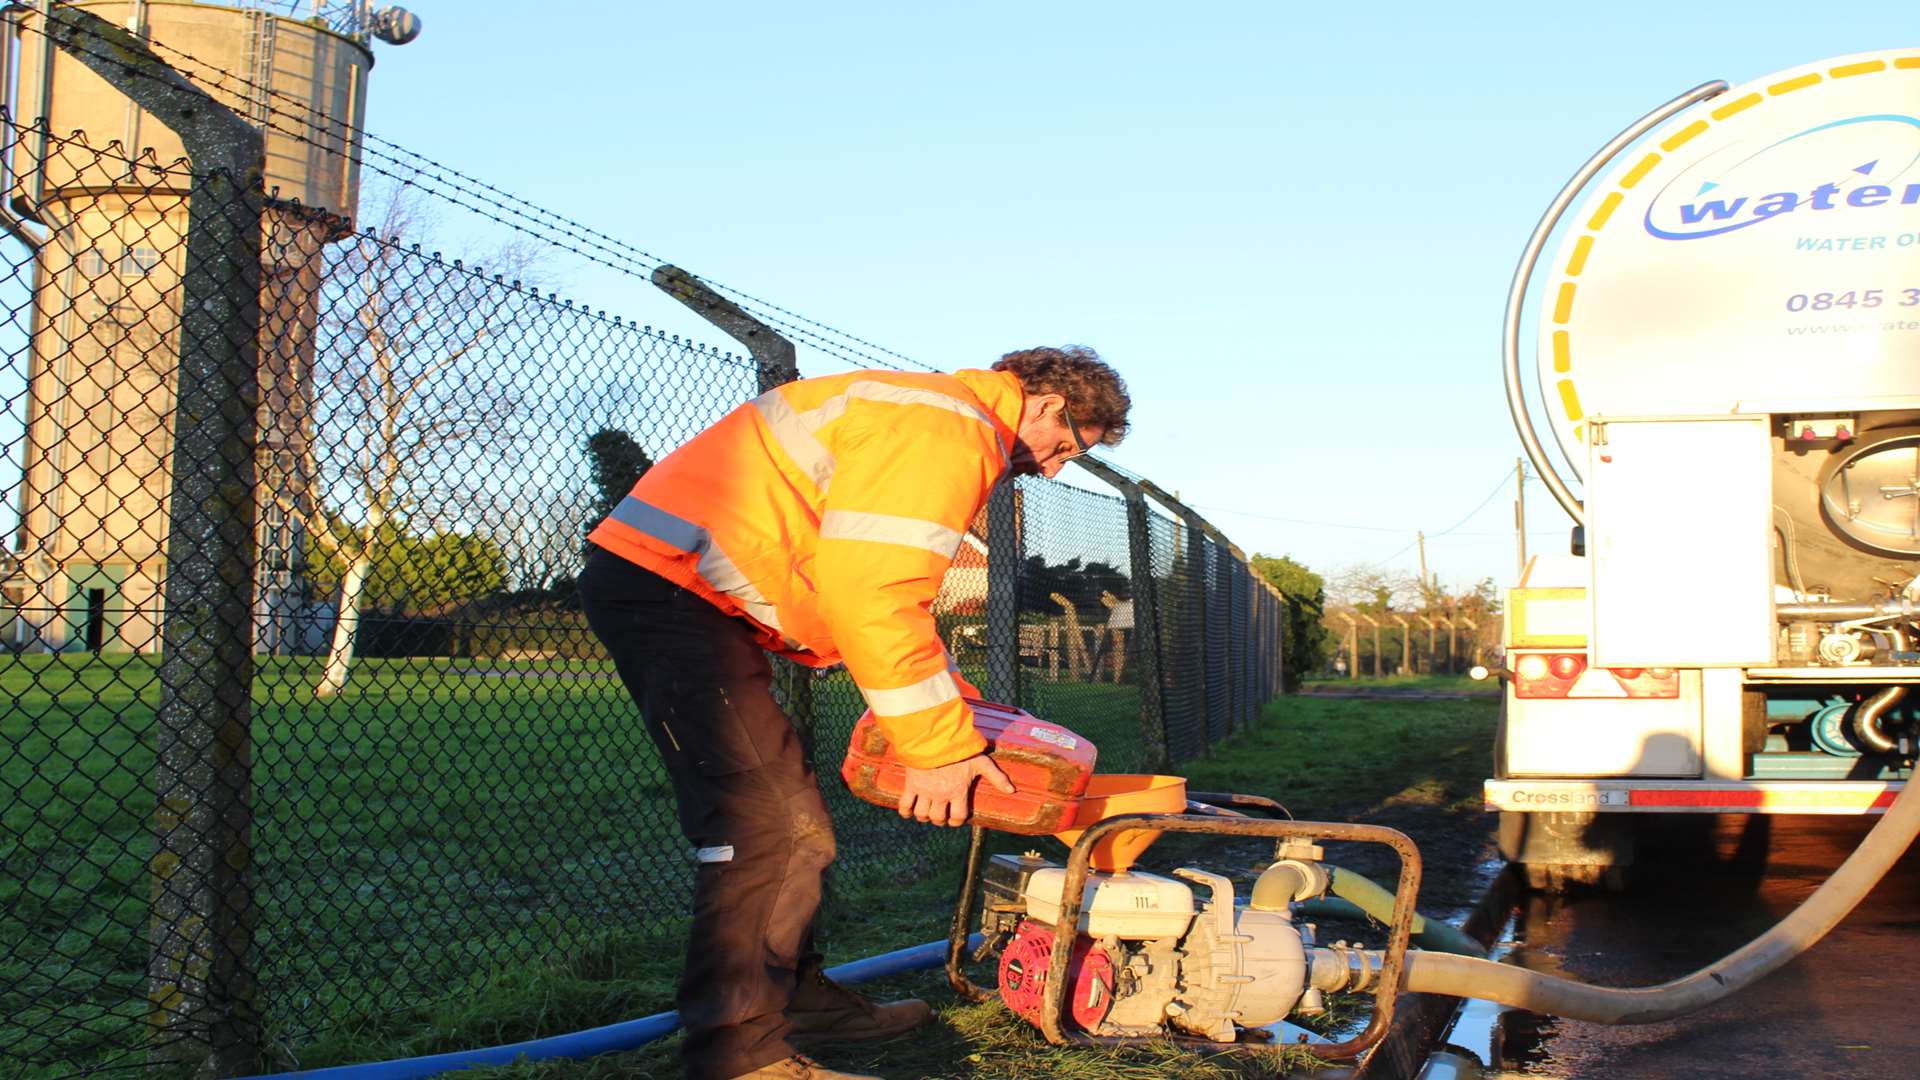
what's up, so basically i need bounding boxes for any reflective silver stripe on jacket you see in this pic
[610,495,706,553]
[798,380,995,431]
[819,509,965,559]
[862,669,963,717]
[751,391,836,492]
[609,495,787,635]
[752,380,1006,494]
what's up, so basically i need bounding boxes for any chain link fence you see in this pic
[0,9,1287,1077]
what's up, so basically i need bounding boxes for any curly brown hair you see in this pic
[991,345,1131,446]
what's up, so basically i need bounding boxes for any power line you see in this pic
[1366,469,1516,568]
[1189,505,1418,534]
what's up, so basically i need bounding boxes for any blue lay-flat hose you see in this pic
[239,935,979,1079]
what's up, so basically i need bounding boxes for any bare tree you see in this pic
[288,184,540,697]
[1325,564,1419,613]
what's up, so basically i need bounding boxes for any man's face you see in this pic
[1008,397,1104,479]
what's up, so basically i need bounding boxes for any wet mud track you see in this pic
[1481,813,1920,1079]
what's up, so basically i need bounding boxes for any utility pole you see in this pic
[1514,457,1528,580]
[1416,530,1430,597]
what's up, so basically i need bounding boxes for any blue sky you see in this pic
[354,1,1917,596]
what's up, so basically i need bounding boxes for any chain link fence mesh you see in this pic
[0,21,1291,1076]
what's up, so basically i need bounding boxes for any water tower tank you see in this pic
[11,0,372,216]
[3,1,384,653]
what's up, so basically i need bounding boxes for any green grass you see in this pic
[1300,673,1494,695]
[282,691,1497,1079]
[1,655,1158,1077]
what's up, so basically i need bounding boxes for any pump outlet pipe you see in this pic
[1325,866,1487,959]
[1380,772,1920,1024]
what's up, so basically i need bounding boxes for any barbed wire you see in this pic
[124,13,941,373]
[11,6,935,374]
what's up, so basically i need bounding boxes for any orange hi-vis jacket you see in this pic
[587,367,1024,769]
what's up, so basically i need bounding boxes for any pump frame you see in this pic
[944,792,1424,1061]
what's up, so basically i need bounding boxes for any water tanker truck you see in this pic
[1485,49,1920,889]
[931,50,1920,1058]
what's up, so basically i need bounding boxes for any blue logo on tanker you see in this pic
[1644,114,1920,240]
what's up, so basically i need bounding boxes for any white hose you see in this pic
[1401,775,1920,1023]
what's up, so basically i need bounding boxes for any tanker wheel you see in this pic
[1520,860,1629,894]
[1502,811,1635,895]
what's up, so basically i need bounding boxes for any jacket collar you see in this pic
[952,368,1024,455]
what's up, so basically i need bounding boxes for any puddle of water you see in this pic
[1255,1018,1337,1045]
[1418,892,1536,1078]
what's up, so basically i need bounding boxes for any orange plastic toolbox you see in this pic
[840,699,1098,833]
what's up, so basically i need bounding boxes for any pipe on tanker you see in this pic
[1852,685,1907,754]
[1775,600,1918,621]
[1393,767,1920,1024]
[1845,627,1911,753]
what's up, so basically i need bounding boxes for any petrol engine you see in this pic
[976,849,1342,1041]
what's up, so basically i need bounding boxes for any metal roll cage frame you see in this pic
[945,792,1424,1061]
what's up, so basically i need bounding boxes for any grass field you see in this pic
[0,654,1154,1077]
[1299,673,1494,695]
[289,689,1500,1079]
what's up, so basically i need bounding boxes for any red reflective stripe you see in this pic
[1627,789,1897,809]
[1629,790,1757,807]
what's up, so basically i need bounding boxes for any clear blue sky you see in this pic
[355,0,1915,597]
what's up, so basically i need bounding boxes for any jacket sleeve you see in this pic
[814,408,1004,769]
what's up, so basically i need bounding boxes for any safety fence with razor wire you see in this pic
[0,8,1288,1077]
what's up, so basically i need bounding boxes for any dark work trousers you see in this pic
[578,546,835,1080]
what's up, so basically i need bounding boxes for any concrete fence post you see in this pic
[650,266,816,744]
[39,6,269,1072]
[984,482,1020,706]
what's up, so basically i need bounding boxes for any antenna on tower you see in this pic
[370,6,421,46]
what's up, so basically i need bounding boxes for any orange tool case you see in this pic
[840,699,1098,833]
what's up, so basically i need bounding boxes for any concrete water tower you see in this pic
[2,1,419,653]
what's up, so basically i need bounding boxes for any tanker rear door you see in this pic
[1586,415,1777,669]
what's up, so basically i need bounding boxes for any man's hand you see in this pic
[898,754,1016,827]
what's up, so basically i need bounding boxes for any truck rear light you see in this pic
[1512,652,1680,699]
[1609,668,1681,699]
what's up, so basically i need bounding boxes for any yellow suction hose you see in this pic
[1398,775,1920,1023]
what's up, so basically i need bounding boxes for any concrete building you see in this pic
[0,2,413,653]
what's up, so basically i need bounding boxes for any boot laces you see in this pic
[809,970,879,1015]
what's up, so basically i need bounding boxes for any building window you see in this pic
[76,249,107,276]
[120,247,162,276]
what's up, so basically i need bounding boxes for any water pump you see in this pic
[978,849,1327,1041]
[945,789,1425,1061]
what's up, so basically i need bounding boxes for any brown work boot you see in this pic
[786,970,931,1045]
[727,1054,884,1080]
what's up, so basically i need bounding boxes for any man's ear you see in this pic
[1027,392,1065,421]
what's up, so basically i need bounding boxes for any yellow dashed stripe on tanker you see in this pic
[1619,153,1660,189]
[1768,72,1822,96]
[1660,119,1708,151]
[1566,236,1593,275]
[1711,93,1762,120]
[1556,380,1584,423]
[1553,53,1915,438]
[1831,60,1886,78]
